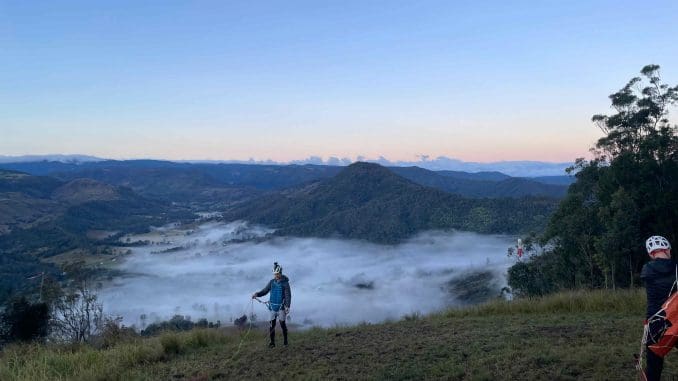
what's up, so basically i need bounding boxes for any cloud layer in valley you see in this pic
[99,222,515,328]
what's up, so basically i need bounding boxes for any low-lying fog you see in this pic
[99,221,515,328]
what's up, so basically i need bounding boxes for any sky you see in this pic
[1,1,677,163]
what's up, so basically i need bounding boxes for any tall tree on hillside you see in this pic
[509,65,678,296]
[592,65,677,159]
[591,65,678,253]
[50,262,104,343]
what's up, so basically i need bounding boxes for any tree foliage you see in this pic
[509,65,678,296]
[140,315,219,336]
[0,297,50,343]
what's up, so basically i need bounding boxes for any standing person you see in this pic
[641,235,674,381]
[252,262,291,348]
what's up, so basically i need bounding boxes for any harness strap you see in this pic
[669,265,678,297]
[648,264,678,323]
[638,322,649,373]
[253,297,291,320]
[253,297,287,308]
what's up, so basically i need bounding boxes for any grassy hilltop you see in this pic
[2,289,675,381]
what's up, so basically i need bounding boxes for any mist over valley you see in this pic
[99,221,514,328]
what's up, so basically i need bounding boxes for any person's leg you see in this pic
[645,347,663,381]
[268,317,277,347]
[279,310,288,346]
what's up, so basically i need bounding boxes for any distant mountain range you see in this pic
[347,156,573,177]
[0,154,103,164]
[391,167,568,198]
[0,154,573,176]
[0,160,567,249]
[183,156,574,177]
[225,162,559,244]
[0,160,572,204]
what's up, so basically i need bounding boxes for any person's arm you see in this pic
[283,281,291,310]
[253,280,272,298]
[640,264,650,282]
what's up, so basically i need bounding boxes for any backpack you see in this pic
[645,265,678,357]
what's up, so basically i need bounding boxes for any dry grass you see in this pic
[0,329,236,381]
[0,289,673,381]
[442,288,646,317]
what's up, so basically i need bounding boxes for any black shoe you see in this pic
[268,342,275,348]
[283,341,288,347]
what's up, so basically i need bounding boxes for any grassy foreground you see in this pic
[1,289,676,380]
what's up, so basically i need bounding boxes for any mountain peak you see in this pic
[327,162,421,198]
[344,161,394,174]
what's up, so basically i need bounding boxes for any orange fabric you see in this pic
[649,292,678,357]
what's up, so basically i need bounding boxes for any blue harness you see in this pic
[269,279,284,311]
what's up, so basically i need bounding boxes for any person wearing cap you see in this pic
[252,262,291,347]
[641,235,674,381]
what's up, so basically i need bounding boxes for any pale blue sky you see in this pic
[1,1,677,162]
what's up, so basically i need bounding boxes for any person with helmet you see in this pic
[641,235,674,381]
[252,262,291,348]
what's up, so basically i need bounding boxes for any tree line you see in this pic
[509,65,678,296]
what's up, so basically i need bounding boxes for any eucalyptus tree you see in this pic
[509,65,678,295]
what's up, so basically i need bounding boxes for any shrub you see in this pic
[1,297,50,343]
[159,333,183,355]
[92,316,138,349]
[185,329,210,349]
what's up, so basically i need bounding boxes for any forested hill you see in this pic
[0,169,193,241]
[225,162,558,244]
[0,160,569,203]
[0,171,188,266]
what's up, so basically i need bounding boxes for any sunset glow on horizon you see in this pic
[1,1,676,163]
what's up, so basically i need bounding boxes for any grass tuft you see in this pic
[442,289,645,318]
[159,333,183,355]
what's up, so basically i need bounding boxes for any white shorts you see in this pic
[269,309,287,322]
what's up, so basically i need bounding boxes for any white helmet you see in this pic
[646,236,672,254]
[273,262,282,275]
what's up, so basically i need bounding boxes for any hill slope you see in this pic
[0,171,195,303]
[0,169,63,198]
[0,290,668,380]
[0,171,193,240]
[226,162,558,243]
[0,160,343,206]
[51,178,122,204]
